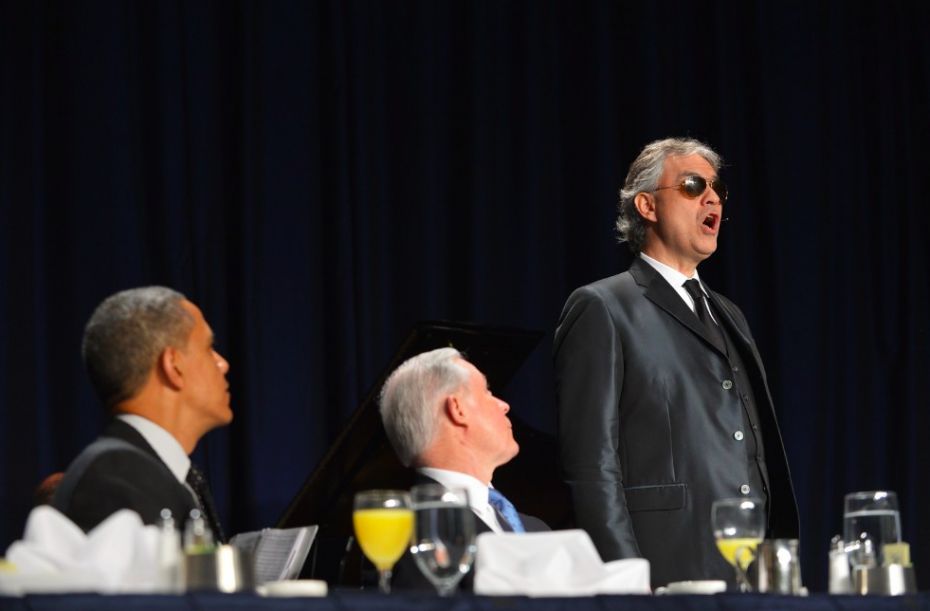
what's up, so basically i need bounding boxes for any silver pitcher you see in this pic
[744,539,803,594]
[184,545,255,592]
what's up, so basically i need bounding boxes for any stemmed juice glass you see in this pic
[353,490,414,593]
[712,498,765,591]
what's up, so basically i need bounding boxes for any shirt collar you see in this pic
[640,252,702,286]
[416,467,506,532]
[417,467,489,508]
[116,414,191,484]
[640,253,706,309]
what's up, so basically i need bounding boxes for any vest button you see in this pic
[740,485,751,495]
[734,430,744,441]
[722,380,733,390]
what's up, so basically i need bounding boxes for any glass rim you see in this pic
[354,488,411,497]
[843,490,898,500]
[352,489,412,509]
[410,483,470,505]
[712,497,764,506]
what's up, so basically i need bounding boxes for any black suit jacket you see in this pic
[553,258,799,588]
[391,473,549,592]
[52,419,199,532]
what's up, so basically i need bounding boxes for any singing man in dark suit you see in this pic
[553,138,799,588]
[52,286,230,542]
[379,347,548,590]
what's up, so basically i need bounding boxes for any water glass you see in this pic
[843,490,900,570]
[410,484,476,596]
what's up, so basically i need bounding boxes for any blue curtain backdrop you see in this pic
[2,0,929,592]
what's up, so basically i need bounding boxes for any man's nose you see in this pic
[702,191,721,206]
[215,351,230,373]
[499,399,510,414]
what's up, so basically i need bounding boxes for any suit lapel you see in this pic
[706,291,751,350]
[414,473,439,487]
[631,258,726,355]
[706,290,770,379]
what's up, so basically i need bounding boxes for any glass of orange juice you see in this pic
[711,498,764,591]
[353,490,414,593]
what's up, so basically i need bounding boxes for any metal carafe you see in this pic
[751,539,802,594]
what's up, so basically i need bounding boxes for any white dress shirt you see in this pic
[417,467,508,533]
[640,253,718,323]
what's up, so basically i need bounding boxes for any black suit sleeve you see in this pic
[553,285,641,562]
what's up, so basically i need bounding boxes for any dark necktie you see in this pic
[186,462,227,544]
[683,279,727,354]
[488,488,526,533]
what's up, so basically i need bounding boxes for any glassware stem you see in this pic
[378,568,392,594]
[737,572,752,592]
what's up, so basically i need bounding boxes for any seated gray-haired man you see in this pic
[52,286,230,541]
[379,347,548,590]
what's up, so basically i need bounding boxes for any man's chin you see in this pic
[698,237,718,256]
[214,406,234,426]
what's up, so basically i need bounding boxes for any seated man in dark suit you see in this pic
[379,347,548,590]
[52,286,230,541]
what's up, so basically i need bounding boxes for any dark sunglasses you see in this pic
[653,176,728,202]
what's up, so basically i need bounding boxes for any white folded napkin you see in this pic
[474,529,650,596]
[0,506,161,596]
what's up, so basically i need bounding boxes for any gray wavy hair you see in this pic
[616,137,723,253]
[82,286,193,411]
[378,347,471,467]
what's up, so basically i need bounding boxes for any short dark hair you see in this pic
[616,137,723,253]
[82,286,193,410]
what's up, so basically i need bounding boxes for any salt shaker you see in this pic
[157,508,183,592]
[829,535,851,594]
[183,509,215,553]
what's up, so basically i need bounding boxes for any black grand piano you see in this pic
[276,321,573,585]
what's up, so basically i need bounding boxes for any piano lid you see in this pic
[276,320,571,539]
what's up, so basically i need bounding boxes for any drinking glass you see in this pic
[711,498,765,591]
[410,484,477,596]
[353,490,414,594]
[843,490,901,570]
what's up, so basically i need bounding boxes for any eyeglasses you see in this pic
[653,176,728,203]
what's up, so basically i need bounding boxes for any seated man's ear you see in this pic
[445,394,468,426]
[159,347,184,389]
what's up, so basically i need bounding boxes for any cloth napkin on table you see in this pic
[0,506,160,595]
[474,529,650,596]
